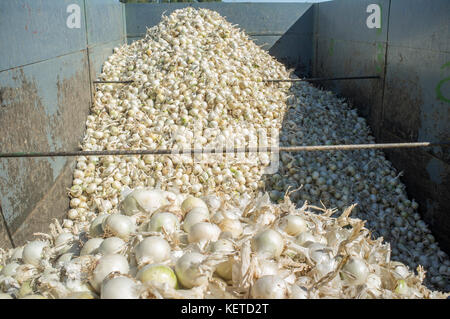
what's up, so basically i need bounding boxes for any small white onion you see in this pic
[22,241,48,267]
[181,196,208,214]
[102,214,135,240]
[251,229,284,259]
[80,238,104,256]
[251,275,288,299]
[101,276,140,299]
[182,209,209,233]
[121,189,174,216]
[279,215,307,236]
[89,214,108,237]
[99,237,126,255]
[341,257,369,286]
[218,218,243,238]
[187,222,221,243]
[136,264,178,288]
[148,212,180,234]
[91,254,129,292]
[175,252,208,288]
[54,232,77,254]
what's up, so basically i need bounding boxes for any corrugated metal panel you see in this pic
[0,0,87,72]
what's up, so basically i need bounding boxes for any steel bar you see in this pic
[92,76,381,85]
[264,76,381,83]
[93,80,134,84]
[0,142,448,158]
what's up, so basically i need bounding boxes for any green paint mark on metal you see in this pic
[377,3,383,35]
[436,62,450,103]
[375,43,384,74]
[328,38,334,57]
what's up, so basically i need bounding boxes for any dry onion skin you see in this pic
[0,8,449,298]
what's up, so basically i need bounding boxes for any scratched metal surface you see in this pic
[0,0,86,73]
[313,0,450,252]
[125,3,314,74]
[312,0,389,136]
[380,0,450,250]
[0,0,125,248]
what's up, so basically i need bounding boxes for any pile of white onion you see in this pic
[1,7,448,297]
[0,190,448,299]
[59,7,450,291]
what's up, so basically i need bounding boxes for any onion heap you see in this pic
[0,191,448,299]
[0,7,448,297]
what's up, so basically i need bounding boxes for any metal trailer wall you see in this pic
[0,0,126,249]
[125,3,315,76]
[312,0,450,252]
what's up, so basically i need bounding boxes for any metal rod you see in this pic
[92,76,381,85]
[0,142,448,159]
[264,76,381,83]
[93,80,134,84]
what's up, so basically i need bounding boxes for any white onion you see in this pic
[54,232,77,254]
[22,241,48,267]
[80,238,104,256]
[279,215,307,236]
[98,237,126,255]
[182,209,209,233]
[251,275,288,299]
[175,252,208,289]
[134,236,171,264]
[102,214,135,240]
[89,214,108,237]
[252,229,284,259]
[121,189,174,216]
[341,257,369,285]
[101,276,140,299]
[148,212,180,234]
[210,239,234,280]
[218,218,243,238]
[91,254,129,292]
[136,264,178,288]
[181,196,208,215]
[187,222,221,243]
